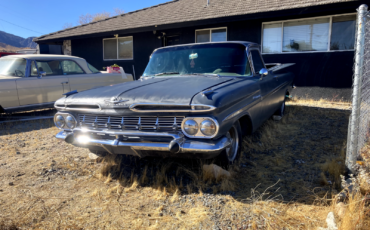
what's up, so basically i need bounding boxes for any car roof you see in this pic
[0,54,84,60]
[154,41,259,51]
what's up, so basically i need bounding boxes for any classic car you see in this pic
[0,54,133,113]
[53,42,294,164]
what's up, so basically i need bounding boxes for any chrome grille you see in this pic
[78,114,184,131]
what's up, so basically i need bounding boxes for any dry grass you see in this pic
[287,97,352,110]
[0,99,369,229]
[0,42,31,53]
[337,190,370,229]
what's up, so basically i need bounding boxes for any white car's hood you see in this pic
[0,74,21,80]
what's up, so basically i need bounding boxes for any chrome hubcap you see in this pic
[281,101,285,115]
[225,126,239,162]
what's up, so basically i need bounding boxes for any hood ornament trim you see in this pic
[103,97,130,108]
[104,97,129,104]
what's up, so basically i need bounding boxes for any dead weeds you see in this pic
[0,100,369,229]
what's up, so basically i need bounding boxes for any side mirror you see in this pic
[259,68,268,76]
[39,71,46,78]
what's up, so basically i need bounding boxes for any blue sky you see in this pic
[0,0,170,39]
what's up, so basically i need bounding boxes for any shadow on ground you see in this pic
[99,104,350,204]
[0,109,56,136]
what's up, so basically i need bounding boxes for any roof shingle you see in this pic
[34,0,357,42]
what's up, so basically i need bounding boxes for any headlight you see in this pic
[54,115,65,128]
[200,119,217,136]
[65,115,76,129]
[183,119,199,135]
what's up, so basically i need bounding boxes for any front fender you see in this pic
[191,78,262,138]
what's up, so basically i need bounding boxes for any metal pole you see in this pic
[347,4,368,174]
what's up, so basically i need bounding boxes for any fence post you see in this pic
[346,4,368,174]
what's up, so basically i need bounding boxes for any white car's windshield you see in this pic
[0,58,27,77]
[143,43,250,77]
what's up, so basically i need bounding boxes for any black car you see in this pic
[53,41,294,164]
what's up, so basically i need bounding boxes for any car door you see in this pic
[0,78,20,109]
[16,60,69,106]
[250,49,279,120]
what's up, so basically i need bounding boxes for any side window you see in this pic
[250,50,265,74]
[61,60,85,75]
[35,60,62,76]
[87,62,100,73]
[30,61,38,77]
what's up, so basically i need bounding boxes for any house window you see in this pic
[195,28,227,43]
[262,14,356,53]
[103,36,133,60]
[330,15,356,50]
[283,18,330,52]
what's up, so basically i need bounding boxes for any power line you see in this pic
[0,4,47,26]
[0,18,44,35]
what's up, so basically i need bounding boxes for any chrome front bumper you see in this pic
[56,129,231,159]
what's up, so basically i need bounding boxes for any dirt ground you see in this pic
[0,101,368,229]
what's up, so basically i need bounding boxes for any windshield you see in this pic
[143,43,249,77]
[0,58,27,77]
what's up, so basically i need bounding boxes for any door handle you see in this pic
[273,76,279,81]
[61,81,69,84]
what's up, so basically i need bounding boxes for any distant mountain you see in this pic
[0,42,29,52]
[20,37,37,48]
[0,31,37,49]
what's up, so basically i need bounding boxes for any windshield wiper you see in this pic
[155,72,180,76]
[190,73,220,77]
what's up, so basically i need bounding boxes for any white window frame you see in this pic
[261,13,356,54]
[195,27,228,43]
[103,36,134,61]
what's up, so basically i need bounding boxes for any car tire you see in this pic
[274,96,286,117]
[216,120,242,168]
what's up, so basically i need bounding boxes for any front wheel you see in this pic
[216,121,242,167]
[274,97,286,117]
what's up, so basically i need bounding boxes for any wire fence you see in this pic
[346,4,370,173]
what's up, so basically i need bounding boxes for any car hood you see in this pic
[61,76,234,107]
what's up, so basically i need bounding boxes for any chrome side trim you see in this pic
[129,103,216,113]
[181,117,219,139]
[224,81,290,122]
[223,97,261,122]
[4,102,55,113]
[268,63,295,72]
[261,81,290,101]
[223,90,261,122]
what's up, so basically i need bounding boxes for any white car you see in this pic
[0,54,133,113]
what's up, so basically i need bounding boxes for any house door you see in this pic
[165,35,181,46]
